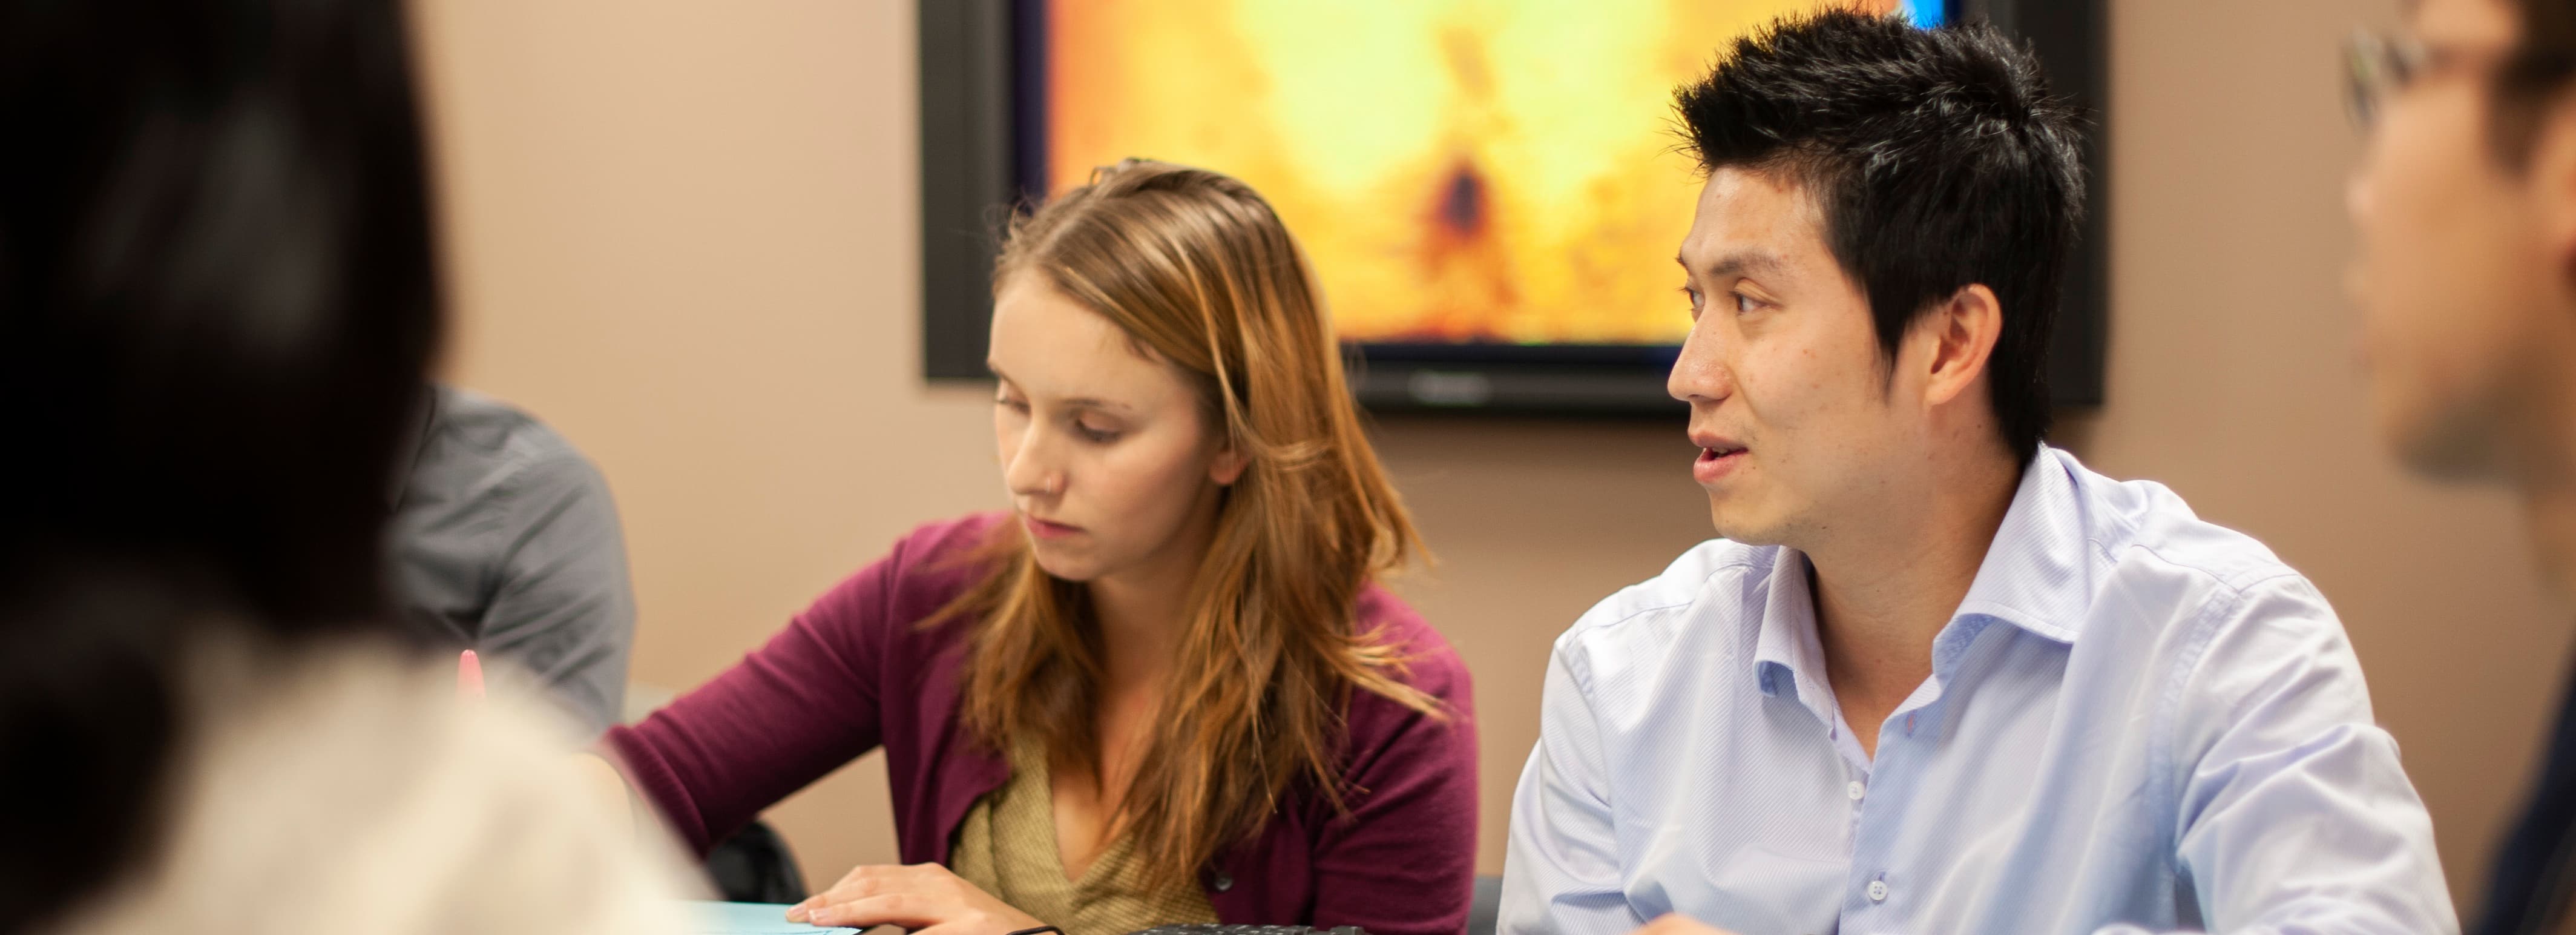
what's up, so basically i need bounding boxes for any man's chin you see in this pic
[1705,498,1785,546]
[2383,395,2515,485]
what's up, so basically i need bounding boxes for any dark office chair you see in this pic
[1468,874,1502,935]
[705,819,807,904]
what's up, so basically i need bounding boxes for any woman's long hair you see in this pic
[951,160,1439,890]
[0,0,439,928]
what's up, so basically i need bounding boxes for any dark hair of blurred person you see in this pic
[0,0,437,925]
[2347,1,2576,934]
[0,2,692,933]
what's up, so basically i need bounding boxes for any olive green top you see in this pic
[949,738,1220,935]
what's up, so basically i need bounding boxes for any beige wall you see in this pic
[413,0,2566,907]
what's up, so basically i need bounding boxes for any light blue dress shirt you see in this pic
[1500,447,2455,935]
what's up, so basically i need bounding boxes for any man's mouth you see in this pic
[1692,443,1748,484]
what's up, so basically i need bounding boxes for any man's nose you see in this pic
[1668,325,1733,405]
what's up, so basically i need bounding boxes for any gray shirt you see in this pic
[388,385,634,735]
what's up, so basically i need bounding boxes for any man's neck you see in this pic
[2525,440,2576,600]
[1805,446,2025,756]
[2531,489,2576,602]
[2513,366,2576,601]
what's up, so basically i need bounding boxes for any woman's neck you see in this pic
[1087,569,1192,687]
[1085,503,1222,687]
[1070,516,1214,814]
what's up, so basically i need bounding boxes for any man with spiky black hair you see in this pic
[1499,11,2455,935]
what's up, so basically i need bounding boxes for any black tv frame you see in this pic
[919,0,2106,415]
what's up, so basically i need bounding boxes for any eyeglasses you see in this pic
[2345,29,2431,130]
[2342,29,2559,131]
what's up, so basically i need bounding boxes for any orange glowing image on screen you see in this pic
[1045,1,1905,345]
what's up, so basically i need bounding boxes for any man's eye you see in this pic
[1734,292,1761,314]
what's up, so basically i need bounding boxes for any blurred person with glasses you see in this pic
[2348,1,2576,934]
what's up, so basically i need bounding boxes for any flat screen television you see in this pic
[921,0,2105,416]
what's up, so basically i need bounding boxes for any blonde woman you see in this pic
[601,160,1476,935]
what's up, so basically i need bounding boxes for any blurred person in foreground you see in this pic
[1499,10,2455,935]
[0,1,690,933]
[2348,1,2576,933]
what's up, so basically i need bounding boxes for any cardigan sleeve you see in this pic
[1304,596,1480,935]
[601,520,978,854]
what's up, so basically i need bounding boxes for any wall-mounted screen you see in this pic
[921,0,2103,415]
[1042,0,1943,348]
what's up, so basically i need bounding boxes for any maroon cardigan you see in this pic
[605,514,1478,935]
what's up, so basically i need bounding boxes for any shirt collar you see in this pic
[1744,445,2097,698]
[1750,549,1828,699]
[1951,445,2095,646]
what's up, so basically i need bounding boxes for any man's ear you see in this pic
[1916,283,2003,409]
[2531,95,2576,274]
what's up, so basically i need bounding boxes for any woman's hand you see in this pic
[784,863,1046,935]
[1629,914,1741,935]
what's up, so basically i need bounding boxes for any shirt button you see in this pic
[1867,879,1889,902]
[1212,871,1234,892]
[1846,780,1866,801]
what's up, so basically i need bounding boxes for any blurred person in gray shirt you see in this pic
[390,383,635,736]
